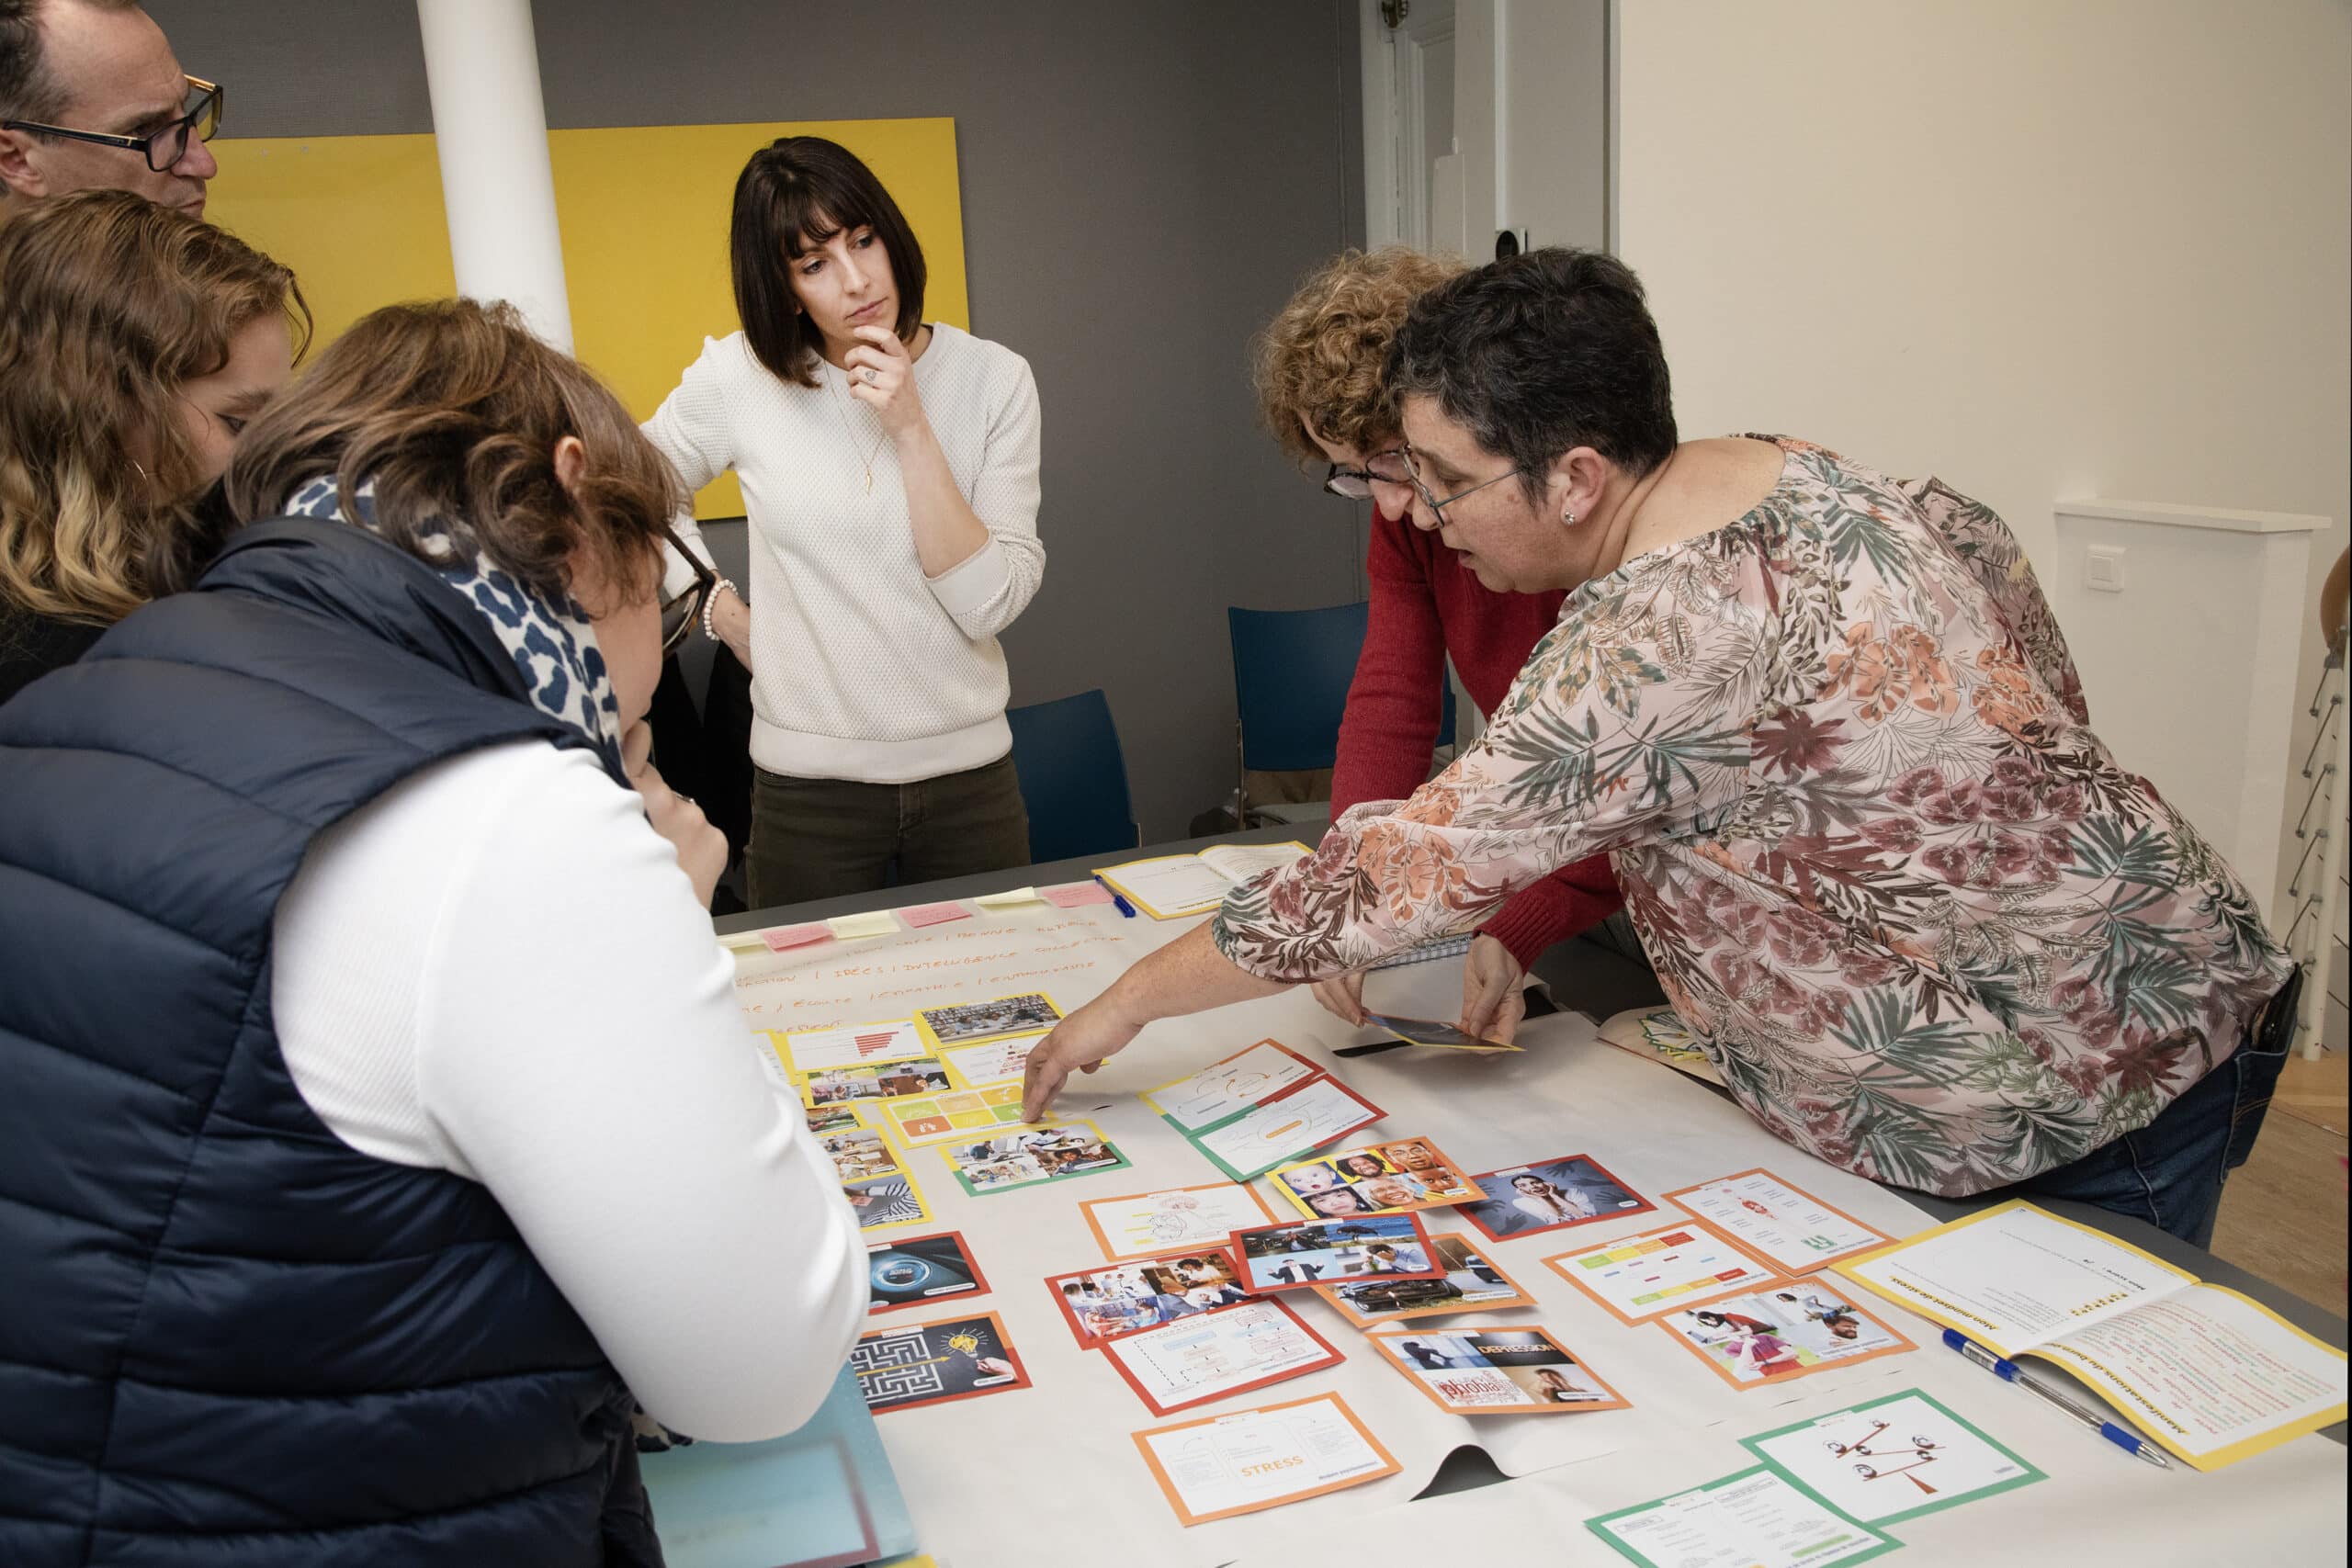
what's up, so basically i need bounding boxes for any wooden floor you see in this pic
[2211,1049,2347,1317]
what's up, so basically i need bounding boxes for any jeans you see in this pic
[1994,968,2301,1247]
[746,754,1031,908]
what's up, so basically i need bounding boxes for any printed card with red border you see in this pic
[850,1310,1030,1415]
[1229,1212,1445,1293]
[1653,1277,1915,1392]
[1545,1218,1779,1325]
[1102,1298,1344,1416]
[1661,1168,1894,1276]
[1365,1324,1630,1415]
[1045,1247,1250,1348]
[865,1231,990,1316]
[1132,1393,1399,1526]
[1455,1154,1657,1243]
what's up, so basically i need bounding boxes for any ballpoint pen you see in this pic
[1091,875,1136,918]
[1941,1327,2171,1469]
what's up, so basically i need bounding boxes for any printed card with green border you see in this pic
[1586,1464,1899,1568]
[1739,1387,2044,1527]
[940,1121,1131,1196]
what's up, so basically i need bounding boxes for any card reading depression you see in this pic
[1367,1325,1628,1415]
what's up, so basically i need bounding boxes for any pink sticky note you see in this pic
[1044,882,1114,908]
[760,923,831,952]
[901,901,971,928]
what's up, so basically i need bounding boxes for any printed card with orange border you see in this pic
[1046,1247,1250,1348]
[1082,1183,1278,1261]
[1653,1278,1914,1392]
[849,1310,1030,1415]
[1102,1298,1344,1416]
[1455,1154,1656,1243]
[1316,1231,1535,1327]
[1365,1324,1629,1415]
[1545,1218,1779,1325]
[1661,1168,1894,1276]
[865,1231,990,1315]
[1267,1136,1478,1220]
[1132,1393,1399,1526]
[1229,1212,1445,1293]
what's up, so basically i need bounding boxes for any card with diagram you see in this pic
[1740,1389,2045,1525]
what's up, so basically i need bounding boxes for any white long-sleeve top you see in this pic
[644,323,1045,784]
[270,738,865,1441]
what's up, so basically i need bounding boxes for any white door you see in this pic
[1359,0,1609,261]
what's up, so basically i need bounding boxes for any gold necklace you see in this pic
[825,366,889,493]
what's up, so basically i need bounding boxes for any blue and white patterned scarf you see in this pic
[281,475,624,773]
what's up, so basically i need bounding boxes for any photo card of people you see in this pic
[1740,1388,2045,1526]
[1457,1154,1656,1242]
[1657,1280,1915,1391]
[775,1019,932,1076]
[1317,1231,1536,1327]
[1082,1184,1280,1261]
[1229,1212,1445,1292]
[797,1055,954,1110]
[866,1232,990,1315]
[1269,1136,1478,1220]
[941,1121,1129,1195]
[1662,1168,1893,1276]
[1545,1218,1779,1325]
[1130,1393,1399,1527]
[1102,1298,1343,1416]
[914,990,1063,1048]
[1365,1325,1629,1415]
[1046,1247,1251,1348]
[850,1311,1029,1415]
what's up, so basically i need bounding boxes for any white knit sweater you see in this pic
[645,323,1045,784]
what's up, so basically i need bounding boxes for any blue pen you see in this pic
[1941,1327,2170,1469]
[1091,875,1136,919]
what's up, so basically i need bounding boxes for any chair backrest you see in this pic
[1004,688,1140,863]
[1226,602,1372,773]
[671,517,752,719]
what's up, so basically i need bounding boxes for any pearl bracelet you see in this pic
[702,576,738,643]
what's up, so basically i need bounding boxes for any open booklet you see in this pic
[1838,1200,2348,1470]
[1092,841,1312,919]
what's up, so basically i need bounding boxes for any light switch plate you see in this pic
[2085,545,2125,593]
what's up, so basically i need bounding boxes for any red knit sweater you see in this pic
[1330,508,1624,969]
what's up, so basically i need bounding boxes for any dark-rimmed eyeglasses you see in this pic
[1398,446,1526,521]
[1322,449,1413,502]
[658,523,718,655]
[1,75,222,174]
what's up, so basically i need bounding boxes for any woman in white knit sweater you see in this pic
[646,136,1045,905]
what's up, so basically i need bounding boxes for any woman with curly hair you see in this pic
[0,187,306,700]
[1251,246,1629,1046]
[1032,249,2296,1246]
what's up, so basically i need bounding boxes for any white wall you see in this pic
[1498,0,1608,252]
[1614,0,2350,923]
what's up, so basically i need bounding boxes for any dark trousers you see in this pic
[747,754,1031,908]
[1988,969,2302,1247]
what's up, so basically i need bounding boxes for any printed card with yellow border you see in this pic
[874,1082,1031,1146]
[913,991,1063,1050]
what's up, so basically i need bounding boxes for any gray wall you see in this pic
[149,0,1369,839]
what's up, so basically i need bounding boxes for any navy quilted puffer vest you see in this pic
[0,521,658,1567]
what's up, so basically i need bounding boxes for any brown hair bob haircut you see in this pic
[0,188,308,624]
[1251,245,1465,468]
[729,134,926,388]
[220,299,682,610]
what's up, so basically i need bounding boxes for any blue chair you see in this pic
[1005,689,1141,863]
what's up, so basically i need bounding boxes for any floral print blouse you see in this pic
[1215,437,2291,1197]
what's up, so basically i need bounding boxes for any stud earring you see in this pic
[1562,508,1577,526]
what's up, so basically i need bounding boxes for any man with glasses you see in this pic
[0,0,219,217]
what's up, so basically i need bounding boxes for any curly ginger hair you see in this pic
[1250,245,1464,468]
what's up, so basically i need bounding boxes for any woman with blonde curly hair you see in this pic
[1250,245,1631,1046]
[0,186,306,700]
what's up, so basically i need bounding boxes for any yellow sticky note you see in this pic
[826,911,901,940]
[974,886,1045,908]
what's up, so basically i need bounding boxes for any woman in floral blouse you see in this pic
[1025,249,2297,1244]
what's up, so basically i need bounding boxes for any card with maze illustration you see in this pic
[851,1311,1031,1415]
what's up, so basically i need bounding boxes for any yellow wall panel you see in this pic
[204,118,967,520]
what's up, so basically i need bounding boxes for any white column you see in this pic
[414,0,573,353]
